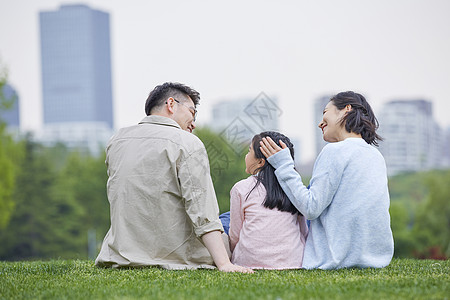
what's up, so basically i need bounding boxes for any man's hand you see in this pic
[259,136,287,158]
[201,231,254,274]
[217,262,254,273]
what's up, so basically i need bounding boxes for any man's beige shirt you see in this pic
[95,115,223,269]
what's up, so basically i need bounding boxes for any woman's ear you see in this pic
[345,104,352,112]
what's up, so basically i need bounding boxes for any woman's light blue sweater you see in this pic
[267,138,394,269]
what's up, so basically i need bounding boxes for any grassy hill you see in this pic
[0,259,448,299]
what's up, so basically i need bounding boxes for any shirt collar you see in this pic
[138,115,182,130]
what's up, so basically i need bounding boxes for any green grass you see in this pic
[0,259,448,299]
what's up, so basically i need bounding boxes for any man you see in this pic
[95,82,252,273]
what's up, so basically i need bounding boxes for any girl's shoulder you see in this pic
[231,176,260,194]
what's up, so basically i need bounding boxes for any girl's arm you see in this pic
[260,138,342,220]
[229,185,244,252]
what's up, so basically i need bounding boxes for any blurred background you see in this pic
[0,0,449,261]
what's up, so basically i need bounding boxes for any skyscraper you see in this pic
[209,94,281,156]
[0,83,20,129]
[443,127,450,168]
[378,100,443,175]
[39,4,113,154]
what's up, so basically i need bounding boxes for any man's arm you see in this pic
[201,230,253,273]
[179,146,253,273]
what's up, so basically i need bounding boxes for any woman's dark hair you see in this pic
[247,131,300,215]
[330,91,382,146]
[144,82,200,115]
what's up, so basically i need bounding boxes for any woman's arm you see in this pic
[260,137,341,220]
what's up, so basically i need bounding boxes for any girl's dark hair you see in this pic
[330,91,382,146]
[247,131,300,215]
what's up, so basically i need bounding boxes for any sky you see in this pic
[1,0,449,162]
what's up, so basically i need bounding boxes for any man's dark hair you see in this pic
[144,82,200,116]
[247,131,301,215]
[330,91,382,146]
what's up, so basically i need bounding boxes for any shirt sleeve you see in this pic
[178,147,224,237]
[267,146,343,220]
[229,184,244,252]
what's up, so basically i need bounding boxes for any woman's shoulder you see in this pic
[320,138,373,156]
[315,139,361,169]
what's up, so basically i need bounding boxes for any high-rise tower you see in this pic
[378,100,443,175]
[39,4,113,154]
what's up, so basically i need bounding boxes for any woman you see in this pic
[260,91,394,269]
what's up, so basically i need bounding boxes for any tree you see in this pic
[0,138,85,260]
[194,127,248,212]
[411,170,450,259]
[57,151,110,257]
[389,201,415,257]
[0,64,23,229]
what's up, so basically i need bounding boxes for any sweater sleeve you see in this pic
[267,146,343,220]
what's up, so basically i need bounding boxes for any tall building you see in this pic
[209,93,281,156]
[314,95,330,156]
[443,127,450,168]
[39,4,113,154]
[378,100,443,176]
[0,83,20,129]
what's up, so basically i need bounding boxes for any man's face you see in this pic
[172,97,197,133]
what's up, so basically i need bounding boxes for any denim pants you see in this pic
[219,211,230,235]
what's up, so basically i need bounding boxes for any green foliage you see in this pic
[389,170,450,259]
[411,171,450,258]
[195,127,247,213]
[0,137,109,260]
[0,124,23,229]
[0,66,24,230]
[389,202,415,258]
[0,138,85,260]
[0,259,448,299]
[57,151,110,239]
[388,171,429,207]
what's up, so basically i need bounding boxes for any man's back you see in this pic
[95,115,223,269]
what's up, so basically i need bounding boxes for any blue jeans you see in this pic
[219,211,230,235]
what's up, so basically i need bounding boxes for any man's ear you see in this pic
[166,97,176,114]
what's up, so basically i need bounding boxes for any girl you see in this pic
[229,131,308,269]
[260,91,394,269]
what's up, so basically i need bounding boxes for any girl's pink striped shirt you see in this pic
[229,176,308,269]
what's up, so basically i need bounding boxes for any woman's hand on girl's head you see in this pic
[259,137,287,158]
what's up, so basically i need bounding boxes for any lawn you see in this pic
[0,258,448,299]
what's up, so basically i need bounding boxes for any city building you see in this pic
[443,127,450,168]
[0,83,21,138]
[0,83,20,128]
[209,93,282,157]
[314,95,330,156]
[378,100,444,176]
[38,4,114,155]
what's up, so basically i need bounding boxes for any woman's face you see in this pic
[318,101,348,143]
[245,143,264,175]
